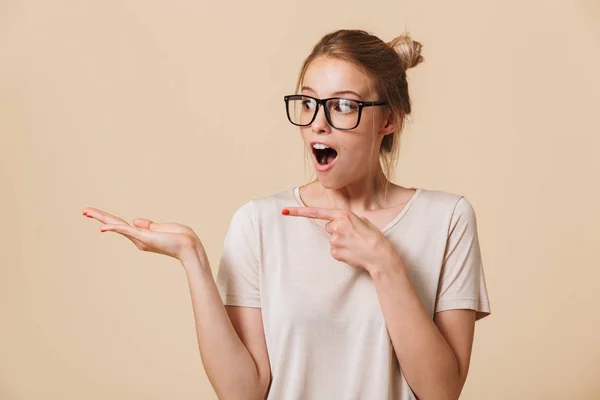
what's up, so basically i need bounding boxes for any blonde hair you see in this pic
[296,29,424,188]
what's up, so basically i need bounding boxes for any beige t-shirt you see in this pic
[216,186,491,399]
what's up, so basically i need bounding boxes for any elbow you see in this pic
[249,382,271,400]
[438,370,466,400]
[213,376,269,400]
[253,376,270,400]
[217,387,267,400]
[418,388,461,400]
[445,372,468,400]
[443,352,468,400]
[246,373,272,400]
[417,370,466,400]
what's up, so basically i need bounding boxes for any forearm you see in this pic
[180,249,266,400]
[370,257,460,400]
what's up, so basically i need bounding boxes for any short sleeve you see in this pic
[435,196,491,321]
[215,200,261,308]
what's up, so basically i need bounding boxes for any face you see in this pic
[297,56,395,189]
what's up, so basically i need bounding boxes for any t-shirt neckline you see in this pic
[292,186,423,237]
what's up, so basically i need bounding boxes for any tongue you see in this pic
[316,149,338,165]
[318,153,328,165]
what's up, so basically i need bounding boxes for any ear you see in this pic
[379,108,396,136]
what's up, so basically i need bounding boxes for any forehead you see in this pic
[302,56,373,98]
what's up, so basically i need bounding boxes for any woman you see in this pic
[83,29,491,400]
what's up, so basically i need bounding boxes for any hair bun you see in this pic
[387,33,424,71]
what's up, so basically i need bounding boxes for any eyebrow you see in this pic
[301,86,364,99]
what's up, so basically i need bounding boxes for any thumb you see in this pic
[133,218,156,230]
[360,215,376,228]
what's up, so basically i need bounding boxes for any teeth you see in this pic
[313,143,330,150]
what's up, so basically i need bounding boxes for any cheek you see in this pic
[356,113,380,134]
[343,130,378,153]
[299,127,312,142]
[340,141,375,165]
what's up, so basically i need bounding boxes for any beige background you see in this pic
[1,0,599,398]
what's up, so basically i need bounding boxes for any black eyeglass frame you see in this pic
[283,94,389,130]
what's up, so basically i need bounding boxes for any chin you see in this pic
[314,176,345,190]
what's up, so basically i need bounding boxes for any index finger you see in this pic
[82,207,128,225]
[282,207,345,221]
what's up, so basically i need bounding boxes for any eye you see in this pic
[301,98,316,111]
[333,99,358,113]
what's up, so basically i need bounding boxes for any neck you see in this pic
[313,166,394,213]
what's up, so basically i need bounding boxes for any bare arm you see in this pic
[281,200,485,399]
[181,249,271,400]
[81,207,270,400]
[280,205,477,399]
[370,260,475,400]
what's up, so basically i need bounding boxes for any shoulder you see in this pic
[415,187,479,229]
[252,186,298,208]
[229,186,297,221]
[416,187,471,212]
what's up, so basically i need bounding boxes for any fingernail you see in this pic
[282,209,290,215]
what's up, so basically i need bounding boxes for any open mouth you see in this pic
[312,143,338,166]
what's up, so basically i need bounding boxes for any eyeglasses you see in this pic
[283,94,388,130]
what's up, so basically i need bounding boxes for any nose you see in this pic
[311,104,331,134]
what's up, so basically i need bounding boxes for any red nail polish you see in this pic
[282,209,290,215]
